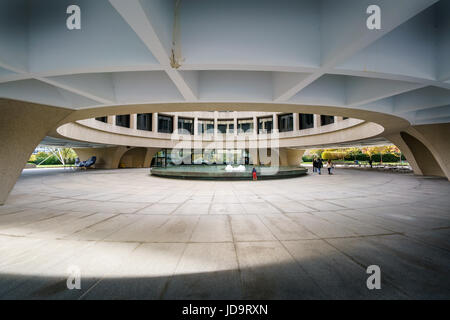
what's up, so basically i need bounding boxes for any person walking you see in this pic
[327,159,334,175]
[312,157,317,173]
[252,167,257,181]
[317,157,323,175]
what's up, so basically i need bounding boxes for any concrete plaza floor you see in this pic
[0,167,449,299]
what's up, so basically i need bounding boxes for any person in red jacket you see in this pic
[252,167,257,181]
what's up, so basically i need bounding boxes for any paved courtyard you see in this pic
[0,168,449,299]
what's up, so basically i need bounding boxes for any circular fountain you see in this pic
[150,165,308,180]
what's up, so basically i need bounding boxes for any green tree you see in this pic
[346,147,360,161]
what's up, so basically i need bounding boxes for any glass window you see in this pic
[278,114,293,132]
[198,119,214,134]
[237,118,253,134]
[343,117,349,120]
[320,115,335,126]
[299,113,314,130]
[258,117,273,134]
[152,149,167,167]
[116,114,130,128]
[217,119,234,134]
[95,116,107,123]
[217,124,227,134]
[137,113,152,131]
[158,114,173,133]
[178,117,193,135]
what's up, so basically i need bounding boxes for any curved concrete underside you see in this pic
[54,104,388,149]
[0,168,449,299]
[1,0,450,204]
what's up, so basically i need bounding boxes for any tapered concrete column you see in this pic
[385,133,423,175]
[0,99,72,205]
[405,123,450,180]
[107,115,116,125]
[253,115,258,135]
[130,114,137,130]
[336,116,344,122]
[278,148,305,166]
[293,113,299,131]
[152,113,158,132]
[314,114,321,128]
[233,112,238,136]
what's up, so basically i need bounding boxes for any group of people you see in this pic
[312,157,334,175]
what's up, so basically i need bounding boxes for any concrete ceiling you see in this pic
[0,0,449,125]
[39,136,115,148]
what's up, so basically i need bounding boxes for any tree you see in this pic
[49,148,77,166]
[346,147,360,161]
[308,149,323,158]
[59,148,77,165]
[362,146,381,162]
[365,146,387,163]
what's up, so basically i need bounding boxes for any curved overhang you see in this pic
[51,101,405,149]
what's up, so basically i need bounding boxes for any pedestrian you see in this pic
[252,167,257,181]
[317,157,323,175]
[327,159,334,174]
[312,157,317,173]
[369,159,373,168]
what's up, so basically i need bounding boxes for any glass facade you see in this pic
[178,117,194,135]
[198,119,214,134]
[158,114,173,133]
[95,116,107,123]
[110,112,340,135]
[116,114,130,128]
[278,113,293,132]
[158,149,253,165]
[152,149,167,167]
[320,115,335,126]
[137,113,152,131]
[299,113,314,130]
[217,119,234,134]
[237,119,253,133]
[258,117,273,134]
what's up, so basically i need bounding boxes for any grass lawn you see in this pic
[29,164,75,168]
[302,161,409,166]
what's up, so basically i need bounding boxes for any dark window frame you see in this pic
[95,116,107,123]
[198,119,214,134]
[217,119,234,134]
[237,118,254,134]
[178,117,194,135]
[158,114,174,134]
[278,113,294,132]
[137,113,152,131]
[320,115,335,126]
[299,113,314,130]
[258,116,273,134]
[116,114,130,128]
